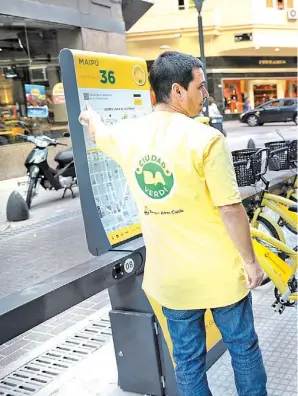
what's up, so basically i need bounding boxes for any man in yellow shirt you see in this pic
[80,51,267,395]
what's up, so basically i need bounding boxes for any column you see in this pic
[81,28,127,55]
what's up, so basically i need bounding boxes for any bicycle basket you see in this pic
[265,141,290,170]
[232,149,262,187]
[288,140,297,166]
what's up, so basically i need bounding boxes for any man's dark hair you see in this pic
[149,51,203,104]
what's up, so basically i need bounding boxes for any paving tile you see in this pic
[23,341,42,352]
[92,299,111,311]
[47,313,78,325]
[32,323,55,334]
[71,307,97,317]
[23,331,55,343]
[0,348,30,367]
[79,301,96,309]
[0,339,31,356]
[89,292,109,304]
[49,320,77,335]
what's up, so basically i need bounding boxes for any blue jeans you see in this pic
[162,294,267,396]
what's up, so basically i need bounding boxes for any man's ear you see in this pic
[172,83,185,100]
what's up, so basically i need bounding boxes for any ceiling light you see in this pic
[255,46,260,50]
[160,45,171,49]
[0,48,2,52]
[173,33,182,38]
[275,48,280,51]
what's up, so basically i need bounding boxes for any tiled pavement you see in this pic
[16,285,296,396]
[0,289,110,371]
[207,287,297,395]
[0,214,92,298]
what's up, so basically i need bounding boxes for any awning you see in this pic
[122,0,154,31]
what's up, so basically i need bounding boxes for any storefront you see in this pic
[0,15,82,144]
[206,56,298,119]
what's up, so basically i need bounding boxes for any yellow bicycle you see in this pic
[251,226,297,314]
[232,144,297,244]
[233,145,297,285]
[265,139,297,234]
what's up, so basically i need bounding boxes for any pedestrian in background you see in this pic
[244,97,251,112]
[208,96,220,117]
[80,51,267,396]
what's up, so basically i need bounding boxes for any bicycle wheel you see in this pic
[255,216,283,286]
[280,200,297,235]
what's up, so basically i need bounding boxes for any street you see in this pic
[225,121,297,151]
[0,121,297,297]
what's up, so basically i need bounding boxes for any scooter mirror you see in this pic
[16,121,26,128]
[63,132,70,138]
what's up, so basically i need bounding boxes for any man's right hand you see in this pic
[79,104,92,126]
[244,259,264,290]
[79,105,101,144]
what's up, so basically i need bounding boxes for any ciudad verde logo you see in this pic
[135,154,175,200]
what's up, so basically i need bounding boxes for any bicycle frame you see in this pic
[251,208,286,243]
[262,193,297,230]
[251,191,297,234]
[251,227,297,303]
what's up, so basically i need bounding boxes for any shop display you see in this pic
[25,84,48,118]
[223,78,297,113]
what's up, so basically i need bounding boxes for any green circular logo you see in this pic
[135,154,175,200]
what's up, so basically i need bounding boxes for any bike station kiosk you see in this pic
[60,49,225,395]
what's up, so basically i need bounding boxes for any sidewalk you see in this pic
[0,175,80,228]
[0,285,296,396]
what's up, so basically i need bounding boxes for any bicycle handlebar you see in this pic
[233,160,247,166]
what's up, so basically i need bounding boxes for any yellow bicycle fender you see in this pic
[255,213,286,244]
[253,239,293,292]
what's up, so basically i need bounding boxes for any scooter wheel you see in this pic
[26,178,36,209]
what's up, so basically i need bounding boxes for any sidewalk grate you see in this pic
[0,316,112,395]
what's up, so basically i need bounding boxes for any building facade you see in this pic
[0,0,126,142]
[127,0,298,117]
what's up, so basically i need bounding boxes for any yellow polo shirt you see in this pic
[95,111,248,309]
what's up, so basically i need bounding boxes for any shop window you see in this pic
[287,0,294,8]
[253,84,277,107]
[285,80,297,97]
[0,16,79,145]
[223,80,248,114]
[266,0,273,6]
[277,0,284,9]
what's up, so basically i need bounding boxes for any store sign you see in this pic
[25,84,48,118]
[206,56,297,69]
[235,33,253,42]
[52,82,65,105]
[259,60,287,65]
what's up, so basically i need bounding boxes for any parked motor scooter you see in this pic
[17,122,77,209]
